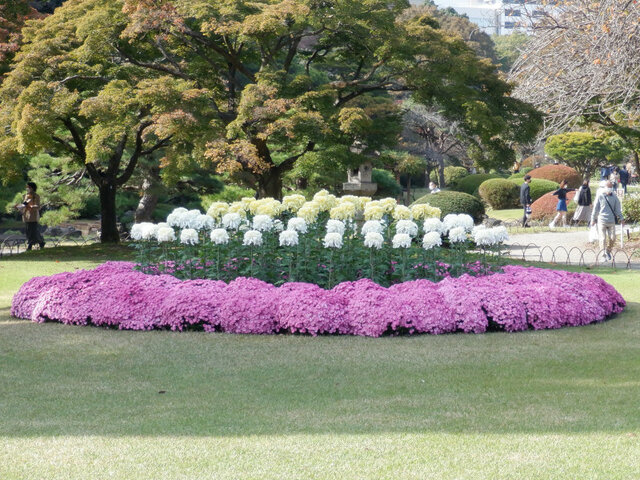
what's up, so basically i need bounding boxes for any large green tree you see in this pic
[115,0,540,198]
[544,132,612,181]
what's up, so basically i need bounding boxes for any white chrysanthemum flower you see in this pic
[130,223,146,241]
[287,217,308,233]
[473,228,496,247]
[185,209,202,229]
[423,218,445,234]
[392,205,412,220]
[442,214,459,233]
[156,222,169,229]
[279,229,299,247]
[272,219,284,232]
[411,203,441,220]
[392,233,412,249]
[282,194,307,212]
[206,202,229,221]
[221,212,243,230]
[395,219,419,237]
[361,220,385,235]
[156,226,176,243]
[194,214,215,231]
[252,214,274,232]
[166,208,188,228]
[326,219,346,235]
[141,223,159,241]
[210,228,230,245]
[364,231,384,249]
[456,214,474,231]
[492,226,509,243]
[243,229,263,246]
[422,231,442,250]
[448,226,467,243]
[472,224,487,235]
[323,232,343,249]
[180,228,199,245]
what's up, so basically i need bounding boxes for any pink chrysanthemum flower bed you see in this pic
[11,262,625,337]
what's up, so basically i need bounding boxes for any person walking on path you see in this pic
[549,180,574,228]
[590,181,623,261]
[619,165,629,194]
[572,180,592,225]
[520,174,532,227]
[14,182,45,250]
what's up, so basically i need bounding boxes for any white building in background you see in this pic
[411,0,548,35]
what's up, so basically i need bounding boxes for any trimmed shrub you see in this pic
[372,169,402,197]
[453,173,503,196]
[530,190,577,221]
[622,195,640,223]
[412,190,485,223]
[529,164,582,188]
[509,178,559,202]
[443,166,469,187]
[508,172,525,180]
[478,178,520,209]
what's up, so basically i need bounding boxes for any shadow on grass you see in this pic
[1,302,639,438]
[0,243,135,263]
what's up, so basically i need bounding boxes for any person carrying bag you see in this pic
[590,181,623,261]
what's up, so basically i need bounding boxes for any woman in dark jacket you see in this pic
[549,180,575,228]
[572,180,592,224]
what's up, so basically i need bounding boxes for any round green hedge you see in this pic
[622,195,640,223]
[509,178,558,202]
[412,190,485,223]
[453,173,503,196]
[478,178,520,209]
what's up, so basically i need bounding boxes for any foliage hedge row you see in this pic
[453,173,503,196]
[478,178,520,209]
[413,191,485,223]
[622,195,640,223]
[530,190,577,221]
[529,164,582,188]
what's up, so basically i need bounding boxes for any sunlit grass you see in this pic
[1,245,639,479]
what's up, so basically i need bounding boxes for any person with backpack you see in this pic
[572,180,592,225]
[590,181,623,261]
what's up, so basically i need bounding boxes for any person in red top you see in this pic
[14,182,45,250]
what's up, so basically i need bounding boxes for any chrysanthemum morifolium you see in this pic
[423,218,444,234]
[392,233,412,249]
[361,220,384,235]
[252,214,273,232]
[448,226,467,243]
[326,219,346,235]
[323,232,343,248]
[156,226,176,243]
[364,232,384,249]
[287,217,308,233]
[131,222,157,241]
[180,228,199,245]
[222,212,242,230]
[395,219,418,237]
[422,231,442,250]
[243,230,263,246]
[279,230,299,247]
[210,228,230,245]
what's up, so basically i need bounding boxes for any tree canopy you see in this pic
[0,0,541,242]
[510,0,640,172]
[544,132,612,181]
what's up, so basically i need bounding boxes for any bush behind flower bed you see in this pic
[531,190,577,221]
[529,164,582,188]
[11,262,625,337]
[412,191,485,223]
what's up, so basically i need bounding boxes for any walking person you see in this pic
[590,181,623,261]
[14,182,45,250]
[549,180,574,228]
[572,180,592,225]
[619,165,629,194]
[520,174,532,227]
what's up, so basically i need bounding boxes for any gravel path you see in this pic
[505,225,640,267]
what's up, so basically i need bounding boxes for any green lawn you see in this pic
[1,247,639,479]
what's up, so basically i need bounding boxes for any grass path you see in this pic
[1,247,639,479]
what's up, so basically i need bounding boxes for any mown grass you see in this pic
[1,245,639,479]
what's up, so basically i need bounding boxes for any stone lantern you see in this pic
[343,161,378,195]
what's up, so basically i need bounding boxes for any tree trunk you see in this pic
[406,177,412,205]
[634,150,640,181]
[99,183,120,243]
[134,170,160,223]
[257,168,283,199]
[437,156,445,188]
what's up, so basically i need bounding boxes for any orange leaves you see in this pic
[204,139,270,175]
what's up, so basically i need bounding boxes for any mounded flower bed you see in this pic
[11,262,625,337]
